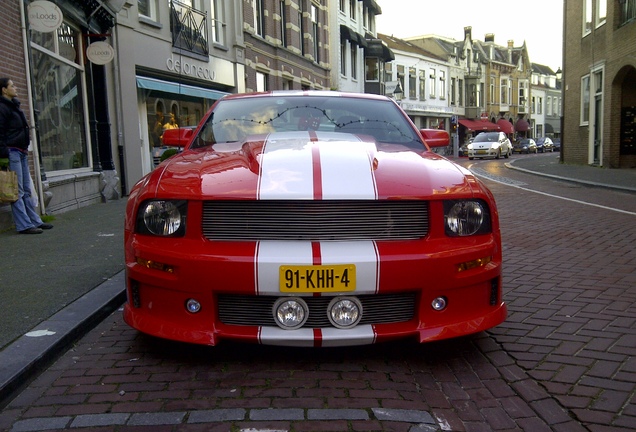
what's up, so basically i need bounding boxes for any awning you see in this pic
[497,119,514,134]
[515,119,531,132]
[545,123,556,134]
[365,39,395,61]
[340,25,368,48]
[136,76,228,101]
[458,119,501,131]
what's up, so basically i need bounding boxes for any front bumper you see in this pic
[123,233,506,347]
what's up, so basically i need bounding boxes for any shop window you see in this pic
[365,57,379,81]
[30,23,90,172]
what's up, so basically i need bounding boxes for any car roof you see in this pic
[219,90,392,102]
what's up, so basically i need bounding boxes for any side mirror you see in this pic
[420,129,450,148]
[162,127,194,147]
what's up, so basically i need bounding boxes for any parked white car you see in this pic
[467,132,512,160]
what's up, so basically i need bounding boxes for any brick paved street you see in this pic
[0,159,634,431]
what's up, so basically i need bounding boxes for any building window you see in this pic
[450,77,456,105]
[279,0,287,47]
[349,0,356,20]
[439,71,446,100]
[553,97,558,116]
[419,70,425,101]
[397,65,405,98]
[409,67,416,99]
[311,4,319,63]
[547,96,552,115]
[365,57,379,81]
[596,0,607,27]
[537,97,543,114]
[351,43,357,79]
[429,69,436,98]
[299,2,305,56]
[490,77,495,104]
[500,78,508,104]
[339,0,346,13]
[385,62,393,82]
[458,79,463,106]
[138,0,158,20]
[340,40,346,76]
[583,0,592,36]
[469,84,477,107]
[30,23,90,172]
[254,0,264,37]
[210,0,225,45]
[518,80,528,113]
[620,0,636,25]
[581,75,590,124]
[256,71,268,92]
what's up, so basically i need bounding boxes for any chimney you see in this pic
[508,40,513,63]
[485,33,494,43]
[464,26,472,40]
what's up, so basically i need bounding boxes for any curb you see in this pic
[0,271,126,409]
[505,159,636,193]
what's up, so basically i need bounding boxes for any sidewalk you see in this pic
[0,155,635,408]
[0,198,127,406]
[505,152,636,193]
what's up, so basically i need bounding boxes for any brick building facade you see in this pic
[563,0,636,168]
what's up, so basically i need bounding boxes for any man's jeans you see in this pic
[8,149,43,232]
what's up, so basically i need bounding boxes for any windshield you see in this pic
[190,95,424,150]
[473,133,499,142]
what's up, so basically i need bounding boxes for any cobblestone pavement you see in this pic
[0,160,634,432]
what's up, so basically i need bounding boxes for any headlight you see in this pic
[444,200,491,236]
[136,200,187,236]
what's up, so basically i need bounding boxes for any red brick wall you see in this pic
[0,0,30,120]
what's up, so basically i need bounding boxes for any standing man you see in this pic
[0,78,52,234]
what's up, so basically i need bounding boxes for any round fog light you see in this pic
[185,299,201,313]
[431,297,448,311]
[328,296,362,329]
[273,297,308,330]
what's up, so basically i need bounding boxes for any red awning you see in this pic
[515,119,531,132]
[458,119,501,131]
[497,119,514,134]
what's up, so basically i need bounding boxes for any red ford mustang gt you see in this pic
[124,91,506,347]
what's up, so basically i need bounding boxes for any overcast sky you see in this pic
[375,0,564,71]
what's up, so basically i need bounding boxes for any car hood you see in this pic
[142,132,478,200]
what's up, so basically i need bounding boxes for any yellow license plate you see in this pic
[279,264,356,292]
[476,149,487,154]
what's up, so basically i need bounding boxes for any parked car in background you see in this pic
[512,138,538,154]
[467,132,512,160]
[123,90,507,348]
[552,138,561,151]
[535,137,554,153]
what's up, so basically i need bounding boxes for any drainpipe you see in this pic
[19,0,46,215]
[110,23,127,195]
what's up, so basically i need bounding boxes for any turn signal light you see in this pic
[136,257,174,273]
[457,256,491,272]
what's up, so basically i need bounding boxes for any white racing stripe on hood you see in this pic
[317,139,378,199]
[258,132,314,200]
[257,132,378,200]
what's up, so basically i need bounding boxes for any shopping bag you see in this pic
[0,169,19,203]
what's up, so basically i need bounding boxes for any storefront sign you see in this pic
[27,1,63,33]
[166,55,216,81]
[86,41,115,65]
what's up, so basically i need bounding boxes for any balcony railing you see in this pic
[170,0,209,56]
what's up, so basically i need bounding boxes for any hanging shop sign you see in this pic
[27,1,63,33]
[86,41,115,65]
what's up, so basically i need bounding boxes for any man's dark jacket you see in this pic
[0,96,30,158]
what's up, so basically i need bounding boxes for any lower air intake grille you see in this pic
[217,293,416,328]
